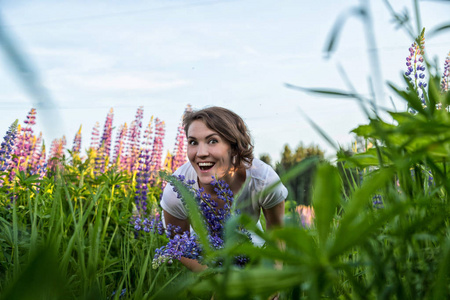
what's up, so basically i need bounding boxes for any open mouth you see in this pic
[198,162,215,171]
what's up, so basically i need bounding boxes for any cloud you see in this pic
[62,72,190,91]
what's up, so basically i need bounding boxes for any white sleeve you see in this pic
[259,166,288,209]
[160,182,189,220]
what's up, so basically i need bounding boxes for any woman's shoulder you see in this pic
[247,158,278,183]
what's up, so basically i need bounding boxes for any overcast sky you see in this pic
[0,0,449,162]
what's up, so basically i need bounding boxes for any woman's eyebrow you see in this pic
[205,133,219,139]
[187,133,219,140]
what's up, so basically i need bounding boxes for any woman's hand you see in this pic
[163,210,208,272]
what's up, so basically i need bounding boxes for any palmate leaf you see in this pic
[351,119,397,140]
[341,149,387,168]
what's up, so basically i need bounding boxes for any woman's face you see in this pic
[187,120,234,186]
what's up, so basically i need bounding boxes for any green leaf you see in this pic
[388,80,426,115]
[189,266,307,298]
[428,22,450,37]
[329,167,396,258]
[285,84,361,99]
[312,163,340,249]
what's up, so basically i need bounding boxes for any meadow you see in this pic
[1,2,450,300]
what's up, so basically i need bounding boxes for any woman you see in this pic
[160,106,287,272]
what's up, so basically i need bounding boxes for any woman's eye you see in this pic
[208,139,218,144]
[188,140,197,145]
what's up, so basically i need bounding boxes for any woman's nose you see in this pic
[197,143,208,157]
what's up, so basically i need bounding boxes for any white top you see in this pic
[160,158,288,221]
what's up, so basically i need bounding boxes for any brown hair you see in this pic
[183,106,254,169]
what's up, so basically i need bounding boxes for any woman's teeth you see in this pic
[199,162,214,170]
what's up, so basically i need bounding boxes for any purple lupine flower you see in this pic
[72,125,82,154]
[28,132,46,177]
[372,194,384,209]
[134,149,151,213]
[110,288,126,299]
[152,175,251,268]
[99,108,114,160]
[405,32,427,107]
[441,52,449,93]
[0,120,19,186]
[428,172,434,187]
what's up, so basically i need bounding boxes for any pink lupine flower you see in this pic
[171,105,191,173]
[48,136,66,174]
[23,108,36,126]
[124,107,144,173]
[28,132,43,174]
[143,116,154,151]
[150,118,165,175]
[90,122,100,150]
[295,205,315,228]
[11,108,38,174]
[112,123,128,169]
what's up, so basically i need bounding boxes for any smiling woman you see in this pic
[160,106,288,272]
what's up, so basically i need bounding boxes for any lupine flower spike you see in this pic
[405,29,427,109]
[72,125,82,154]
[12,108,37,174]
[89,122,100,150]
[48,136,66,174]
[441,52,449,93]
[171,104,191,173]
[125,107,144,173]
[0,120,19,187]
[112,123,127,169]
[150,118,165,176]
[99,108,114,159]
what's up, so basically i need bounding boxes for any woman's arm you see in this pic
[262,201,285,231]
[163,210,208,272]
[163,210,190,234]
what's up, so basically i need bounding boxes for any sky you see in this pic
[0,0,449,163]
